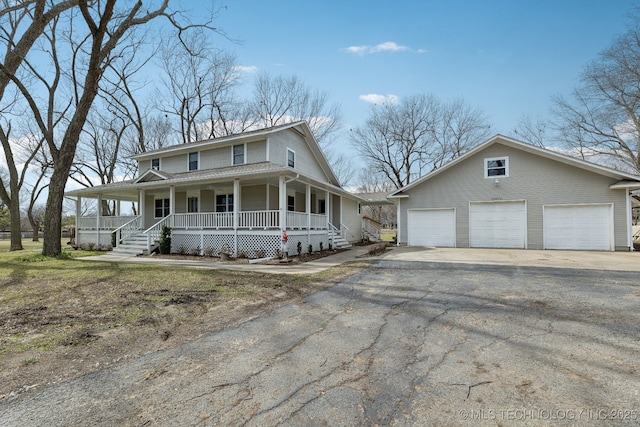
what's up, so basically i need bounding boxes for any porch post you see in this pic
[169,185,175,227]
[116,200,121,217]
[139,190,145,227]
[233,179,240,256]
[76,196,81,245]
[306,183,311,237]
[279,175,286,231]
[96,194,102,246]
[326,191,330,227]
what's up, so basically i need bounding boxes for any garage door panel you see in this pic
[544,204,612,251]
[408,209,455,247]
[470,201,526,249]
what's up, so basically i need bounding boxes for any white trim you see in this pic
[484,156,509,178]
[188,151,199,171]
[627,191,633,250]
[542,203,614,251]
[151,157,161,170]
[407,207,456,247]
[286,147,296,168]
[232,143,247,165]
[469,199,527,249]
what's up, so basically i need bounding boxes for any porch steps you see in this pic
[111,232,156,256]
[329,231,352,250]
[362,228,381,242]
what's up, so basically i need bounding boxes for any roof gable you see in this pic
[389,134,640,197]
[134,169,174,183]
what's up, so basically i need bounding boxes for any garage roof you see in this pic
[388,134,640,198]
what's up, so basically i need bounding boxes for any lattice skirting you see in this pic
[77,230,113,248]
[170,230,329,258]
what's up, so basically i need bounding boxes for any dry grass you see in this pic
[0,240,370,399]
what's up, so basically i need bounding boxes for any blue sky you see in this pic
[200,0,638,139]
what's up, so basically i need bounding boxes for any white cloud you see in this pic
[342,41,423,55]
[359,94,399,106]
[235,65,259,74]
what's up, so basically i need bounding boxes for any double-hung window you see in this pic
[485,156,509,178]
[155,199,170,218]
[188,152,198,171]
[287,148,295,168]
[232,144,245,165]
[151,158,160,170]
[216,194,234,212]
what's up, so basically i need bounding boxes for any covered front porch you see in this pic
[71,172,357,257]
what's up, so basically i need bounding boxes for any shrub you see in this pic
[159,225,172,254]
[307,244,313,254]
[319,241,324,252]
[203,246,214,257]
[296,241,302,256]
[177,245,187,255]
[190,246,201,256]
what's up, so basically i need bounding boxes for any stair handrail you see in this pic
[362,217,381,241]
[112,216,142,245]
[143,214,174,253]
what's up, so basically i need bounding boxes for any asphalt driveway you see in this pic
[1,259,639,426]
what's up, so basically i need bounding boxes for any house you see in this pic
[66,121,366,257]
[388,135,640,251]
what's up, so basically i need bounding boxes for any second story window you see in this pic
[233,144,245,165]
[188,152,198,171]
[287,148,295,168]
[485,156,509,178]
[151,158,160,170]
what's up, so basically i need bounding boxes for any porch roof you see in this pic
[65,161,364,202]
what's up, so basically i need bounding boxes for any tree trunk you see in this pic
[42,168,69,256]
[28,211,39,242]
[8,198,23,251]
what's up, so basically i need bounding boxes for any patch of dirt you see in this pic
[0,261,368,402]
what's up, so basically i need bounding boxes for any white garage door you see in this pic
[407,208,456,247]
[470,201,526,248]
[543,204,613,251]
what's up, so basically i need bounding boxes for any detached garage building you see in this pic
[389,135,640,251]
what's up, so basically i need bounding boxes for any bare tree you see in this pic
[0,1,217,256]
[351,94,492,189]
[552,20,640,173]
[158,34,241,143]
[355,168,396,226]
[514,114,548,148]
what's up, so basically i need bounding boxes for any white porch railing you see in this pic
[144,215,173,253]
[77,215,137,229]
[310,213,328,229]
[239,210,279,229]
[112,216,143,243]
[173,212,234,229]
[286,211,308,229]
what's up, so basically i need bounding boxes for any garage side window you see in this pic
[485,156,509,178]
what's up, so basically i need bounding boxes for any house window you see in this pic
[187,197,198,213]
[485,156,509,178]
[151,158,160,170]
[319,199,326,214]
[287,148,295,168]
[287,195,295,211]
[232,144,245,165]
[154,198,170,218]
[188,152,198,171]
[216,194,234,212]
